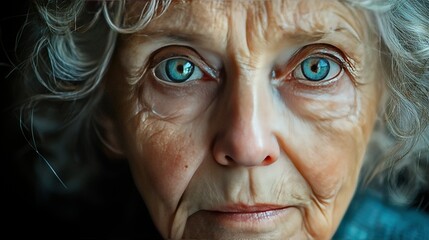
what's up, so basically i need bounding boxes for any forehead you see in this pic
[125,0,368,43]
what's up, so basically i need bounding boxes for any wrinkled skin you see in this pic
[102,0,383,239]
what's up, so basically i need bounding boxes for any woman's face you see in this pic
[103,0,383,238]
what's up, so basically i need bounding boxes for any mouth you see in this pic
[214,204,287,213]
[200,204,293,231]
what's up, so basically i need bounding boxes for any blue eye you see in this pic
[154,57,204,84]
[301,57,329,81]
[294,57,341,82]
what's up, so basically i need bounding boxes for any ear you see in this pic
[95,113,125,159]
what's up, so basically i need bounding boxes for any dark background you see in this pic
[1,0,33,237]
[0,1,161,239]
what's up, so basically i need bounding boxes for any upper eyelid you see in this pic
[291,45,348,69]
[304,45,356,77]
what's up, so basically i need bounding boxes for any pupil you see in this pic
[311,63,318,73]
[177,65,184,73]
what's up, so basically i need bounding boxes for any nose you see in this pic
[212,75,280,167]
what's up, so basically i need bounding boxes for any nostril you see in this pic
[262,155,274,165]
[224,155,275,166]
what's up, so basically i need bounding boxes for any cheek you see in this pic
[123,118,204,212]
[279,72,378,198]
[293,93,378,201]
[294,125,365,199]
[282,109,376,238]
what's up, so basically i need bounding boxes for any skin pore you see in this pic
[102,0,383,239]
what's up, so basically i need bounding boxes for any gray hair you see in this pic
[15,0,428,206]
[349,0,429,205]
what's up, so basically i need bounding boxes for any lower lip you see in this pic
[203,207,292,230]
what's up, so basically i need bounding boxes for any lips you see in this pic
[212,204,288,213]
[182,204,298,238]
[202,204,292,227]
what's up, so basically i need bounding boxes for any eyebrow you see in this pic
[131,31,214,45]
[292,26,360,43]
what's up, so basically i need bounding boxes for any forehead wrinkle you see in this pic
[242,1,273,60]
[268,0,365,44]
[127,0,366,46]
[131,0,229,49]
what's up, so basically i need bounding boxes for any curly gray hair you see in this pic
[15,0,428,206]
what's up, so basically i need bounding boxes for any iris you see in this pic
[301,57,330,81]
[165,58,195,83]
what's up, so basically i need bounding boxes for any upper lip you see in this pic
[211,204,288,213]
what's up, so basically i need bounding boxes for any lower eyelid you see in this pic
[296,70,345,87]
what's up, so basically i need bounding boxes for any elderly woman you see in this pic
[6,0,429,239]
